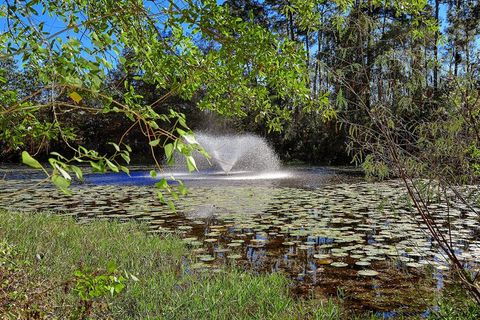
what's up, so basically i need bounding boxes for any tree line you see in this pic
[0,0,479,173]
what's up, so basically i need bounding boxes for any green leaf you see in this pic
[149,139,160,147]
[167,200,176,211]
[155,178,168,189]
[108,142,120,152]
[71,165,83,181]
[114,283,125,293]
[177,182,188,196]
[119,166,130,175]
[22,151,43,169]
[198,148,210,159]
[177,114,188,128]
[156,191,165,203]
[51,174,71,195]
[164,143,174,164]
[53,163,72,180]
[186,156,197,172]
[50,152,67,160]
[120,152,131,164]
[150,170,157,178]
[107,261,116,273]
[176,128,187,137]
[183,133,197,145]
[105,159,119,172]
[90,161,105,173]
[149,120,159,130]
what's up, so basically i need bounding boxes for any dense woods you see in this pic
[1,0,478,168]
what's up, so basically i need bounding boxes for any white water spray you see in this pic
[174,132,280,173]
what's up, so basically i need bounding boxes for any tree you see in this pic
[335,0,480,303]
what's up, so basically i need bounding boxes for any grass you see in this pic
[427,285,480,320]
[0,210,345,319]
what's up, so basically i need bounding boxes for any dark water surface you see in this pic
[1,165,479,317]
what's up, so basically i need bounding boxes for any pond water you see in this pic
[1,165,480,316]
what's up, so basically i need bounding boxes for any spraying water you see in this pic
[173,132,280,173]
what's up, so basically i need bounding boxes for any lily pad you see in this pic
[358,270,379,277]
[405,262,423,268]
[199,255,215,262]
[330,262,348,268]
[317,258,334,265]
[355,261,371,267]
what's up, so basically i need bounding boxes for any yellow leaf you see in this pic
[69,91,82,103]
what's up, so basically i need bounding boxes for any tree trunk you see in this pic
[454,0,460,77]
[433,0,439,89]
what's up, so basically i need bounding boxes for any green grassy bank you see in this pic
[0,210,478,319]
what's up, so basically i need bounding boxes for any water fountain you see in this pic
[80,132,339,186]
[163,132,295,183]
[174,132,281,173]
[81,132,300,186]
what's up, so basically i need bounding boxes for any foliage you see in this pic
[2,0,480,309]
[0,238,132,319]
[0,0,313,195]
[2,0,479,169]
[223,0,480,307]
[325,0,480,305]
[72,261,132,319]
[4,210,480,319]
[429,285,480,320]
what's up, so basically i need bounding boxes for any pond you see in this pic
[1,165,480,317]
